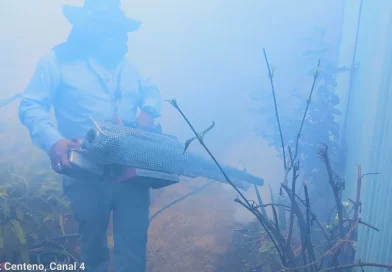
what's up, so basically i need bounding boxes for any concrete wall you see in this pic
[336,0,392,269]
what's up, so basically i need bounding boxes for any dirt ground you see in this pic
[146,178,245,272]
[136,135,280,272]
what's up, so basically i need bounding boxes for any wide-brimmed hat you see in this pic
[62,0,142,32]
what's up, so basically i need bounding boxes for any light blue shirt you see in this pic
[19,50,161,153]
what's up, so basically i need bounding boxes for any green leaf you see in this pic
[9,219,26,245]
[258,246,270,253]
[254,185,267,218]
[15,207,24,220]
[268,184,275,204]
[1,203,10,217]
[0,228,4,248]
[59,215,65,235]
[57,197,70,208]
[258,241,274,253]
[268,184,279,227]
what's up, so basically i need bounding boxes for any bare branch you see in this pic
[360,172,381,179]
[359,219,379,232]
[254,184,268,218]
[318,144,344,239]
[286,162,299,254]
[255,203,292,210]
[263,48,287,170]
[294,60,321,160]
[167,99,291,265]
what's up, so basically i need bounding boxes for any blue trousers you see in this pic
[62,177,150,272]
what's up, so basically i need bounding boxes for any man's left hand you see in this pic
[136,111,154,128]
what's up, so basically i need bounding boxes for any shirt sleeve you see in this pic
[18,51,64,153]
[137,75,162,118]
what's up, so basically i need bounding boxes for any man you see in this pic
[18,0,161,271]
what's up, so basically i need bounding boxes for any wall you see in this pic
[336,0,392,270]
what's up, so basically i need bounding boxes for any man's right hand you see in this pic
[49,139,82,174]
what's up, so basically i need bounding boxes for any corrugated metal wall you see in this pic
[337,0,392,270]
[356,10,392,269]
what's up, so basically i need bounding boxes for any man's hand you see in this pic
[49,139,82,174]
[136,111,154,129]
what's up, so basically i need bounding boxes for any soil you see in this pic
[146,178,245,272]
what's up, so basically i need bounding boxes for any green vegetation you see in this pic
[0,124,71,263]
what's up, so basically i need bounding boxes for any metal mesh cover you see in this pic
[82,121,264,188]
[83,121,188,175]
